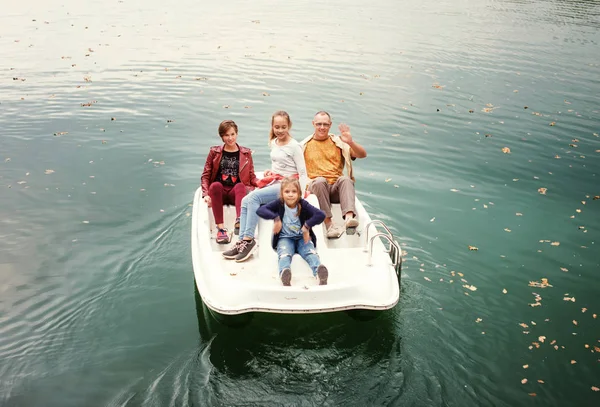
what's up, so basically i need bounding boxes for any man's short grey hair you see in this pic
[314,111,331,121]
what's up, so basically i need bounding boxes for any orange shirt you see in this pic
[304,137,344,184]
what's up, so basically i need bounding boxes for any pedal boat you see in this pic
[191,181,402,324]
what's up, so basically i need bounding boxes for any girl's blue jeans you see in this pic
[238,184,280,240]
[277,236,321,276]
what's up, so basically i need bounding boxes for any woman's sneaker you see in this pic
[216,228,230,244]
[280,268,292,286]
[234,218,240,235]
[316,265,328,285]
[223,240,242,259]
[234,239,256,262]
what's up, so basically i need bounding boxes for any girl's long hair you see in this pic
[268,111,292,146]
[279,176,301,217]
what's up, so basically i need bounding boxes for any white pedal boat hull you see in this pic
[191,185,401,318]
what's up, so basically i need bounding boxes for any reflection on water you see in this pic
[191,286,403,406]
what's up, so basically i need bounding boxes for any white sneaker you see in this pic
[326,225,343,239]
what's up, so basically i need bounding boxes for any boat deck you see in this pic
[192,189,400,314]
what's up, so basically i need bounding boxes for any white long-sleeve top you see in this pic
[270,138,309,192]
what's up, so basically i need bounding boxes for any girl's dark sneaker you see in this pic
[316,265,328,285]
[223,240,242,259]
[234,218,240,235]
[234,239,256,262]
[280,268,292,286]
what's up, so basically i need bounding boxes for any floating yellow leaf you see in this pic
[516,213,523,216]
[521,378,528,384]
[529,278,552,288]
[582,308,587,313]
[519,323,529,328]
[550,241,560,246]
[592,386,600,392]
[523,364,529,369]
[468,245,478,251]
[571,360,577,364]
[538,380,545,384]
[385,178,392,182]
[424,277,431,282]
[504,228,511,232]
[560,267,568,272]
[44,169,55,174]
[502,288,508,294]
[572,320,578,326]
[476,318,482,323]
[528,393,537,397]
[463,284,477,291]
[549,122,556,126]
[538,187,547,195]
[563,297,576,302]
[538,336,546,343]
[501,147,511,154]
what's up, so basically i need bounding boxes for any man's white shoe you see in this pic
[326,225,344,239]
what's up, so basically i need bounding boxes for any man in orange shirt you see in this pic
[300,111,367,238]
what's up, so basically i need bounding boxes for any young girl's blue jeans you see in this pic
[237,184,280,240]
[276,237,321,276]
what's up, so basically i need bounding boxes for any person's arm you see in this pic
[338,123,367,159]
[247,153,259,187]
[291,143,310,193]
[200,150,215,198]
[301,200,326,228]
[256,199,281,220]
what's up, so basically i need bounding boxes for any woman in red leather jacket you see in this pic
[201,120,259,243]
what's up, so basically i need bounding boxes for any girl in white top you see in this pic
[222,111,308,262]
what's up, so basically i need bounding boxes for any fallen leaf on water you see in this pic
[44,169,55,174]
[592,386,600,392]
[538,187,547,195]
[463,284,477,291]
[476,318,482,323]
[563,297,576,302]
[502,147,511,154]
[550,241,560,246]
[538,380,545,384]
[582,308,587,313]
[53,131,68,136]
[538,336,546,343]
[385,178,392,182]
[82,220,89,224]
[571,360,577,364]
[521,378,528,384]
[504,228,511,232]
[528,393,537,397]
[262,92,270,96]
[516,212,523,216]
[450,188,459,192]
[432,83,445,89]
[550,122,556,126]
[502,289,508,294]
[468,245,478,251]
[529,278,552,288]
[573,320,578,326]
[430,217,435,222]
[519,323,529,328]
[424,277,431,282]
[523,364,529,369]
[560,267,568,272]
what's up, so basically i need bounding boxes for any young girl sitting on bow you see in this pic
[256,177,329,286]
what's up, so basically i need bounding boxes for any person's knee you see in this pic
[208,182,223,193]
[337,175,354,185]
[309,177,328,192]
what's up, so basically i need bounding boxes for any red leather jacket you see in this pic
[201,144,259,197]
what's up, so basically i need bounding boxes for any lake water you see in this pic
[1,0,599,405]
